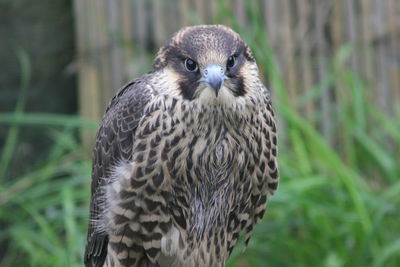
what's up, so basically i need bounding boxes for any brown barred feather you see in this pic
[84,25,279,267]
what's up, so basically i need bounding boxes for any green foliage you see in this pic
[0,127,92,267]
[0,44,94,267]
[1,3,399,267]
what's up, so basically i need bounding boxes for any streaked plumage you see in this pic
[84,25,279,267]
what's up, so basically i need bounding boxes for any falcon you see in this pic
[84,25,279,267]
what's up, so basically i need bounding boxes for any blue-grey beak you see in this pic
[200,64,226,95]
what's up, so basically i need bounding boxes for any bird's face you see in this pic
[153,25,259,104]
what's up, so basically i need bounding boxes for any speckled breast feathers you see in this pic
[84,25,279,267]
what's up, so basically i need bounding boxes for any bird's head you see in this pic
[152,25,260,105]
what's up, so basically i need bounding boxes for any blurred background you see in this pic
[0,0,399,266]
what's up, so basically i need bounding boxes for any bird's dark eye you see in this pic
[227,55,236,68]
[184,58,198,72]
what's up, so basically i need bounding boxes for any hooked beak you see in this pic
[199,64,226,96]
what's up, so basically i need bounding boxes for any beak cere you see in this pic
[202,64,225,95]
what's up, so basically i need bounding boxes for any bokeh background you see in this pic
[1,0,399,266]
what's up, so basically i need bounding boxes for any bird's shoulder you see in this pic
[92,74,157,188]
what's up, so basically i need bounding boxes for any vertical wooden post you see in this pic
[153,0,167,48]
[374,0,390,114]
[315,0,332,143]
[387,0,400,110]
[360,0,373,88]
[281,0,297,109]
[298,0,315,120]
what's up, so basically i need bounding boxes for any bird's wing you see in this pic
[243,84,279,247]
[84,78,154,267]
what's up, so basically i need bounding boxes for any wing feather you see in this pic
[243,84,279,248]
[84,78,154,267]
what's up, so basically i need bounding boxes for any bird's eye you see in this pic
[227,55,236,68]
[184,58,198,72]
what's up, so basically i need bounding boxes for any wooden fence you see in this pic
[73,0,400,139]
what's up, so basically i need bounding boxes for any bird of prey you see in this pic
[84,25,279,267]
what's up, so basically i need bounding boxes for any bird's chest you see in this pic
[105,101,259,266]
[164,114,250,221]
[158,123,251,266]
[167,118,247,186]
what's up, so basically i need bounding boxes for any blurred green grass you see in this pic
[1,3,400,267]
